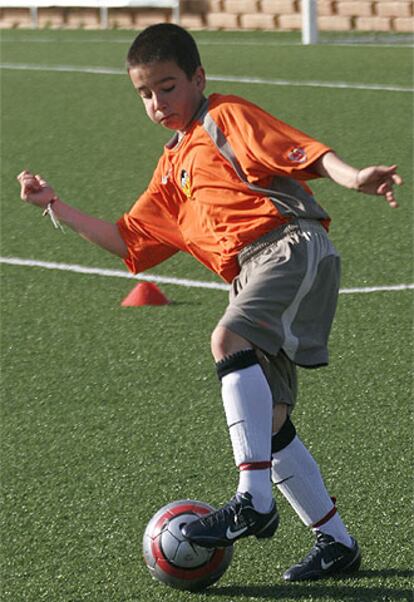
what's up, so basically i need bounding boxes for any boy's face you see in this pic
[129,61,206,133]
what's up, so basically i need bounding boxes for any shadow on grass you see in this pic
[204,569,414,601]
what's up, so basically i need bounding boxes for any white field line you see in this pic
[0,256,230,291]
[1,256,413,295]
[1,36,413,48]
[0,62,412,93]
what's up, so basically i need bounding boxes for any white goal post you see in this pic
[302,0,318,44]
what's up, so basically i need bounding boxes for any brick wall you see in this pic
[0,0,413,32]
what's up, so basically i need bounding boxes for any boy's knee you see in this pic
[272,404,289,434]
[271,414,296,453]
[210,325,252,362]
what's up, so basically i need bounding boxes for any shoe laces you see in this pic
[315,531,335,547]
[296,532,336,567]
[199,496,244,529]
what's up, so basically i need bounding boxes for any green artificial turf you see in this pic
[1,29,413,602]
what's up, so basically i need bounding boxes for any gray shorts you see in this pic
[218,219,341,408]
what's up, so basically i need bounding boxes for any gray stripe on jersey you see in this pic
[201,109,329,220]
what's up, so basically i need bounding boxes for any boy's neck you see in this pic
[178,96,208,138]
[166,96,208,149]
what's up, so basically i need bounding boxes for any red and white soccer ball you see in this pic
[143,499,234,592]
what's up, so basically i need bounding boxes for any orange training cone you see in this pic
[121,282,171,307]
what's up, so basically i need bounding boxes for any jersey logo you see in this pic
[161,168,172,185]
[288,147,307,163]
[180,169,193,199]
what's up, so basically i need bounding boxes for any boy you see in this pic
[17,24,402,582]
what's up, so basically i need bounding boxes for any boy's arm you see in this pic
[313,151,402,208]
[17,171,128,258]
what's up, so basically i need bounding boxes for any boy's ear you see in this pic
[195,66,206,90]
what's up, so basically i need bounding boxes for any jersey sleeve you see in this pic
[117,160,179,274]
[117,210,178,274]
[214,96,332,184]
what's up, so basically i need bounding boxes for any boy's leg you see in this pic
[182,326,279,548]
[268,355,360,581]
[272,413,361,581]
[212,326,274,514]
[272,410,352,546]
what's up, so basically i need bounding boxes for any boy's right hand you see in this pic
[17,171,56,209]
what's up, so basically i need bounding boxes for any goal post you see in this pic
[302,0,318,45]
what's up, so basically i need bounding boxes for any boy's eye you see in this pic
[138,89,152,99]
[138,85,175,100]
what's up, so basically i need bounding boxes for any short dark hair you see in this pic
[126,24,202,80]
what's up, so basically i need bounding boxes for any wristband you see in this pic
[43,196,64,232]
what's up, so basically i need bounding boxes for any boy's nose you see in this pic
[153,93,167,112]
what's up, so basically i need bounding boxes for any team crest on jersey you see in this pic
[180,169,192,199]
[288,147,307,163]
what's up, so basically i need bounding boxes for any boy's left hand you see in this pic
[356,164,402,208]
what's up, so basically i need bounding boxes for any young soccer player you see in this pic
[17,24,402,582]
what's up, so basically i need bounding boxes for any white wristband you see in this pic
[43,197,65,232]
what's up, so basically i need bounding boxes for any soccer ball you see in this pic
[143,499,234,592]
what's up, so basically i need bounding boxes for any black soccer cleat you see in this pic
[283,531,361,582]
[181,492,279,548]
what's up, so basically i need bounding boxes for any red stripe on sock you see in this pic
[239,461,271,471]
[312,502,337,529]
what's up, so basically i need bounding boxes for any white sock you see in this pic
[272,435,353,547]
[238,468,273,512]
[221,363,273,513]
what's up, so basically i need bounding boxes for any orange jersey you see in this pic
[117,93,332,283]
